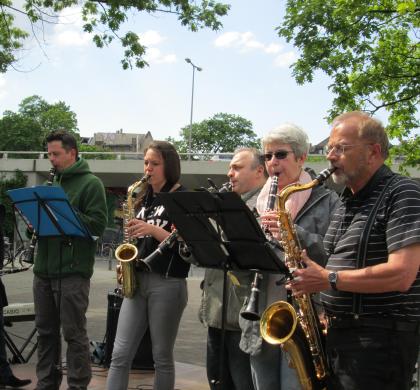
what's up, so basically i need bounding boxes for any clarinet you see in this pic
[24,167,56,264]
[206,178,232,193]
[241,174,279,321]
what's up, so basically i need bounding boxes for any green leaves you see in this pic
[0,95,79,152]
[278,0,419,171]
[168,113,260,159]
[0,1,229,72]
[0,170,28,239]
[0,1,29,71]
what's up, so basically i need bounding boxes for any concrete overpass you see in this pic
[1,152,419,190]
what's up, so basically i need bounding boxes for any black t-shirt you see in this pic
[135,183,190,278]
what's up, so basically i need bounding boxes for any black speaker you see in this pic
[104,291,154,370]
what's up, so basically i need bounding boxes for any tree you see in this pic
[79,144,116,160]
[0,95,78,152]
[278,0,419,169]
[167,113,260,159]
[0,170,27,239]
[0,0,229,72]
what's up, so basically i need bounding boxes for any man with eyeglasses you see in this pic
[239,123,340,390]
[288,111,420,390]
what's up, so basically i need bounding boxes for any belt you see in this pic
[326,316,420,333]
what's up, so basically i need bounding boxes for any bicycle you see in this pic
[2,237,32,269]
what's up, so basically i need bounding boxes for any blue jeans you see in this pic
[106,272,187,390]
[250,339,301,390]
[327,326,420,390]
[206,327,254,390]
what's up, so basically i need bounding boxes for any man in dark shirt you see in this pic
[288,111,420,390]
[200,147,267,390]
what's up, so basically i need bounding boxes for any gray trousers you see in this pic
[250,341,301,390]
[106,272,188,390]
[33,275,91,390]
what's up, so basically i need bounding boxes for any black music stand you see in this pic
[7,186,92,383]
[158,191,288,273]
[158,191,290,390]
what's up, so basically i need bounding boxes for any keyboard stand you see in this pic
[4,327,38,364]
[3,303,37,364]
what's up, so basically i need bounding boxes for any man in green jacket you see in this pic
[33,130,107,390]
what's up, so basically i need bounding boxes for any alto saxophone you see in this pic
[115,174,150,298]
[260,167,335,390]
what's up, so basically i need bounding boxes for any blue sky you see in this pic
[0,1,340,146]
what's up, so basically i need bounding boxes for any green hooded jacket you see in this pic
[33,158,108,279]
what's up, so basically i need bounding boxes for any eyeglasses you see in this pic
[325,144,369,156]
[264,150,294,161]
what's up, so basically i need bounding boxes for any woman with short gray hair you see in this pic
[239,122,340,390]
[261,122,310,159]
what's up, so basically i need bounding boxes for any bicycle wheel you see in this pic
[17,248,33,267]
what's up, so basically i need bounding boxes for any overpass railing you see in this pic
[0,151,328,162]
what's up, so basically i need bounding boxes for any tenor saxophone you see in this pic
[115,174,150,298]
[259,167,335,390]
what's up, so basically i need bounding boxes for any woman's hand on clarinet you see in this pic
[260,210,280,237]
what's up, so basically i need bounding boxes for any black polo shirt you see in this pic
[321,165,420,321]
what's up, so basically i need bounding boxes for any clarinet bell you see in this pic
[241,294,260,321]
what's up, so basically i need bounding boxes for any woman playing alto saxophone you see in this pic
[106,141,190,390]
[239,123,340,390]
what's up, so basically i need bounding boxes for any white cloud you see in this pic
[144,48,177,64]
[274,51,297,67]
[140,30,166,46]
[139,30,175,65]
[52,6,90,47]
[214,32,241,48]
[0,75,6,99]
[265,43,282,54]
[214,31,265,52]
[56,6,85,29]
[214,31,296,67]
[54,30,90,47]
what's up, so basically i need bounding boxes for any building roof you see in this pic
[89,130,152,146]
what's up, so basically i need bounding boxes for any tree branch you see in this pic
[367,8,420,14]
[97,2,122,40]
[366,93,420,114]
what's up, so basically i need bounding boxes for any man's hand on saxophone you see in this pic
[285,250,330,295]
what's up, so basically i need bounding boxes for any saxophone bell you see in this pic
[114,243,138,263]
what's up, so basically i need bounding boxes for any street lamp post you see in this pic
[185,58,202,161]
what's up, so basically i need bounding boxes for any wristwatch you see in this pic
[328,271,339,291]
